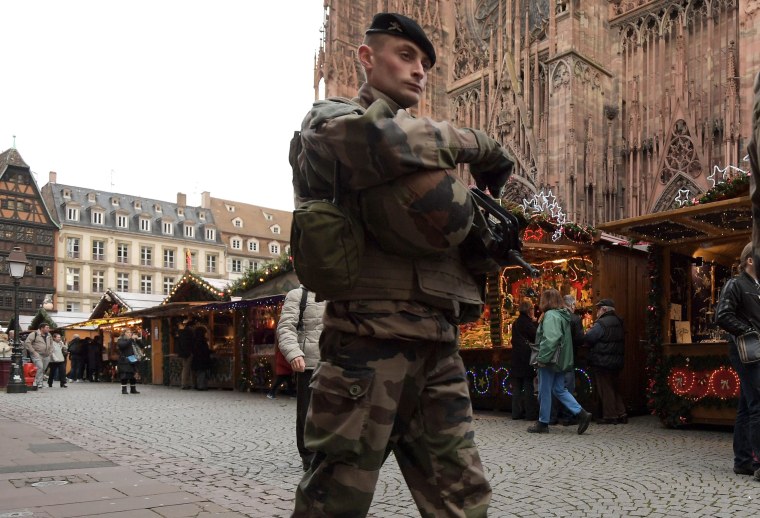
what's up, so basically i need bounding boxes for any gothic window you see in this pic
[660,120,702,184]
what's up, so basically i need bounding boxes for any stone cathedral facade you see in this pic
[314,0,760,227]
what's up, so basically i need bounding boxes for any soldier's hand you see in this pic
[470,151,515,198]
[291,356,306,372]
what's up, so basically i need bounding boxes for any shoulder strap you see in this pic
[297,289,309,332]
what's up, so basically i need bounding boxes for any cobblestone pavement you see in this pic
[0,383,758,517]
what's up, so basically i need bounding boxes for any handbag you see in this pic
[132,342,145,361]
[126,354,138,363]
[736,330,760,364]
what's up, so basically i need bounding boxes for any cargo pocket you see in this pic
[305,361,374,457]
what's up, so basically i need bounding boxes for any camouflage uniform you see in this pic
[749,71,760,272]
[292,83,512,517]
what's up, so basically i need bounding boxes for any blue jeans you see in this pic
[538,367,582,424]
[551,370,577,422]
[729,344,760,470]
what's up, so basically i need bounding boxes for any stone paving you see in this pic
[0,383,758,517]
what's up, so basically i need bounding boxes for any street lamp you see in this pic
[6,247,28,394]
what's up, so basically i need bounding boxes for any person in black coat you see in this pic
[191,327,213,391]
[66,334,86,382]
[510,298,538,420]
[87,335,104,382]
[117,329,140,394]
[584,298,626,424]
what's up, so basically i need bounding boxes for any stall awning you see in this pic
[598,196,751,262]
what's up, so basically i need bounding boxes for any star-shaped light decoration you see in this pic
[707,168,717,188]
[675,188,691,207]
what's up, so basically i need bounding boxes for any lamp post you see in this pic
[6,247,28,394]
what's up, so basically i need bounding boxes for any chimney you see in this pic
[177,192,186,207]
[201,191,211,209]
[49,171,57,183]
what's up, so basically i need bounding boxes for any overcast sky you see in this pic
[1,0,325,211]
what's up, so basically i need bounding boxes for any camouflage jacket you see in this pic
[749,71,760,272]
[297,84,509,341]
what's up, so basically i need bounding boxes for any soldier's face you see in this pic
[362,36,430,108]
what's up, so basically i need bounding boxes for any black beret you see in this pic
[365,12,436,67]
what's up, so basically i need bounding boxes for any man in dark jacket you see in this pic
[715,242,760,480]
[177,321,195,389]
[66,334,85,382]
[584,298,627,424]
[510,298,538,420]
[552,295,585,425]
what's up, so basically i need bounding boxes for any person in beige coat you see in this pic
[276,286,325,471]
[24,323,53,389]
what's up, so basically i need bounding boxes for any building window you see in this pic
[117,244,129,264]
[141,246,152,266]
[66,237,80,259]
[134,201,141,210]
[178,208,184,217]
[184,225,195,238]
[66,207,79,221]
[251,261,259,271]
[163,276,175,295]
[189,251,198,271]
[163,222,173,235]
[231,259,242,273]
[140,218,151,232]
[140,275,153,294]
[92,211,103,225]
[199,212,206,221]
[65,302,81,312]
[154,204,162,212]
[163,249,175,269]
[66,267,80,291]
[231,238,241,250]
[269,243,280,255]
[111,197,119,207]
[247,240,258,252]
[225,204,235,212]
[92,240,105,261]
[116,215,128,228]
[206,254,217,273]
[264,212,273,221]
[87,193,96,203]
[233,218,243,228]
[271,225,281,234]
[117,272,129,291]
[92,270,105,293]
[205,228,216,241]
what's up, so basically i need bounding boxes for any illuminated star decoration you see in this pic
[708,163,749,188]
[521,189,568,242]
[675,188,691,207]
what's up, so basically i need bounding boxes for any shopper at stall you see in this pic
[86,335,103,382]
[24,323,53,389]
[583,298,627,424]
[191,326,213,391]
[177,320,195,390]
[116,329,140,394]
[715,242,760,479]
[275,286,326,471]
[552,295,585,426]
[47,332,68,388]
[66,334,85,382]
[511,298,538,421]
[528,289,592,434]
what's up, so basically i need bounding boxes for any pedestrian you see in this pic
[177,320,195,390]
[80,337,92,381]
[86,335,103,382]
[67,334,86,382]
[715,242,760,479]
[551,294,585,426]
[116,329,140,394]
[275,286,326,471]
[23,323,53,389]
[583,298,628,424]
[47,332,68,388]
[266,345,294,399]
[191,326,213,391]
[292,12,515,516]
[510,298,538,421]
[528,288,592,434]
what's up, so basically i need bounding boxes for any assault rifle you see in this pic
[469,188,541,278]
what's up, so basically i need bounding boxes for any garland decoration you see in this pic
[229,253,294,295]
[686,170,749,206]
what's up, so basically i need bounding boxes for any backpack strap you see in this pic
[296,289,309,332]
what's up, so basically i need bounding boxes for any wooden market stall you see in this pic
[599,195,750,427]
[460,227,650,416]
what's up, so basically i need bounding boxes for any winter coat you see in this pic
[535,308,574,372]
[191,338,213,371]
[67,337,85,358]
[569,312,584,350]
[510,312,537,378]
[116,337,137,375]
[50,340,68,362]
[276,287,325,371]
[584,310,625,371]
[23,330,53,358]
[715,271,760,346]
[177,326,194,359]
[87,339,103,369]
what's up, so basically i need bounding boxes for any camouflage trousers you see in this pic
[292,329,491,518]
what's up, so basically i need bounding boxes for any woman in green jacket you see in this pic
[528,288,592,435]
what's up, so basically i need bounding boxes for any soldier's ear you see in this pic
[358,44,373,71]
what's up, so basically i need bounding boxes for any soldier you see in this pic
[292,12,515,517]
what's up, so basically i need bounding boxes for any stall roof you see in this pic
[162,270,230,304]
[90,289,166,319]
[598,196,751,263]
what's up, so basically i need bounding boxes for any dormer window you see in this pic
[116,214,128,229]
[271,224,281,235]
[199,212,206,221]
[140,217,151,232]
[134,200,142,210]
[205,228,216,241]
[87,193,96,203]
[225,204,235,212]
[62,189,71,200]
[184,225,195,238]
[263,212,273,221]
[154,204,162,213]
[91,211,104,225]
[111,197,119,207]
[247,240,259,252]
[231,237,242,250]
[177,208,184,217]
[163,221,174,235]
[66,206,79,221]
[233,218,243,228]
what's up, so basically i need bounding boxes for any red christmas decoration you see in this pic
[709,367,741,400]
[667,367,695,396]
[688,371,710,401]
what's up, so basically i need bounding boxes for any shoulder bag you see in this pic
[736,330,760,364]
